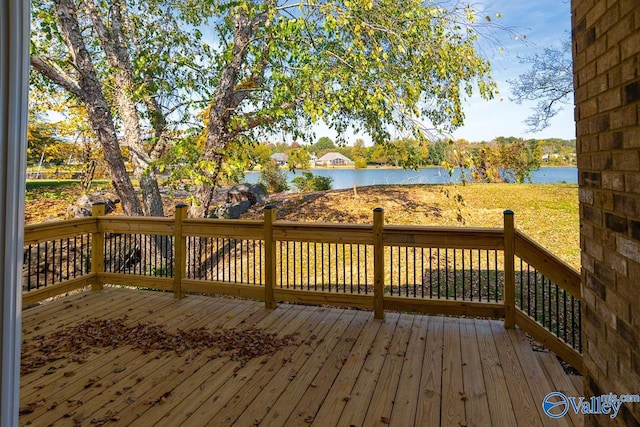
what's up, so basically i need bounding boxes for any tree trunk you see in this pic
[34,0,144,216]
[190,10,257,218]
[83,0,165,217]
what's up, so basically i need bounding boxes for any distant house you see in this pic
[316,152,353,166]
[270,153,288,166]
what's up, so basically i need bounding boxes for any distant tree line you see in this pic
[28,130,574,187]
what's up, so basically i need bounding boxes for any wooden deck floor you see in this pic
[20,287,583,426]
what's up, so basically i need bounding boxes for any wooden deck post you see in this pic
[264,205,277,309]
[503,210,515,329]
[174,204,188,299]
[91,203,105,291]
[373,208,385,319]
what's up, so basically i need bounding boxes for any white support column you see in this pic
[0,0,29,424]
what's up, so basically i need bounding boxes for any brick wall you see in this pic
[573,0,640,425]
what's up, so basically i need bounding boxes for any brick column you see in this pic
[572,0,640,424]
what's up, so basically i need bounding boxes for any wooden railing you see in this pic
[22,203,582,372]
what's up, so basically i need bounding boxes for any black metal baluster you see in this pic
[437,248,441,298]
[363,245,368,294]
[461,249,466,301]
[44,241,48,287]
[445,248,449,299]
[493,250,498,302]
[562,289,567,343]
[453,249,457,300]
[478,250,483,301]
[335,243,339,292]
[51,240,56,285]
[429,248,433,298]
[320,243,325,291]
[27,245,32,291]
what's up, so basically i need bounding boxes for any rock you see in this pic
[226,183,266,205]
[66,193,119,219]
[209,183,266,219]
[212,200,252,219]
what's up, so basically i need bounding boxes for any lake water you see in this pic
[245,167,577,190]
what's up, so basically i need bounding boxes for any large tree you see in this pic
[508,36,573,132]
[30,0,214,216]
[188,0,497,217]
[32,0,498,219]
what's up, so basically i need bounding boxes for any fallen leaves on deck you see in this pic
[21,316,298,375]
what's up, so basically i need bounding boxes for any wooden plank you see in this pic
[415,315,444,427]
[231,307,346,426]
[97,217,174,235]
[488,320,543,426]
[388,314,428,426]
[373,208,384,319]
[23,218,97,245]
[569,371,583,393]
[173,205,187,298]
[507,328,571,427]
[61,298,268,426]
[474,319,518,426]
[22,287,102,323]
[21,289,170,390]
[97,272,174,291]
[205,306,336,426]
[274,288,373,309]
[91,204,105,291]
[459,318,491,427]
[311,314,384,426]
[182,219,264,240]
[504,210,516,328]
[384,296,505,318]
[279,310,371,426]
[515,310,583,373]
[22,274,96,307]
[383,226,504,250]
[258,310,359,426]
[173,304,312,425]
[338,313,400,427]
[535,351,583,426]
[123,304,310,426]
[181,279,265,300]
[143,304,303,427]
[514,231,581,297]
[440,318,466,427]
[20,290,579,426]
[109,301,275,426]
[264,206,277,310]
[20,292,235,425]
[361,313,414,426]
[273,222,374,244]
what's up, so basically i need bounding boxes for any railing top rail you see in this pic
[183,218,264,227]
[97,216,175,235]
[182,218,264,239]
[273,222,374,244]
[514,230,581,297]
[383,225,504,250]
[24,217,98,245]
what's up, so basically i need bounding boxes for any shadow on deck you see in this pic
[20,287,582,426]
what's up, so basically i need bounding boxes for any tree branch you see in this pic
[30,56,86,99]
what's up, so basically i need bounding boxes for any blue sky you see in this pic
[450,0,574,142]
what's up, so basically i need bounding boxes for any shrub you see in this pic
[259,160,289,193]
[291,171,333,192]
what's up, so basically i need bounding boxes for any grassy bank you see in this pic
[243,183,580,269]
[25,181,579,269]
